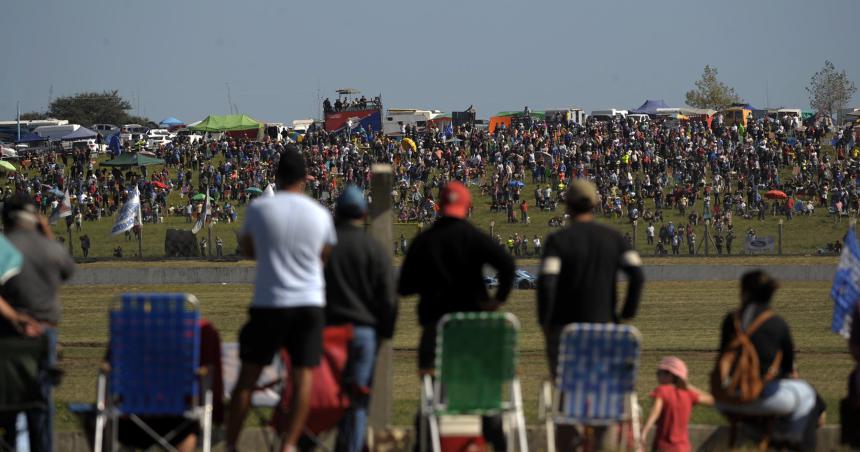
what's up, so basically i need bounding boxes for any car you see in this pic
[483,268,537,290]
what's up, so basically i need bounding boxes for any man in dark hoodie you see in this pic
[324,185,397,452]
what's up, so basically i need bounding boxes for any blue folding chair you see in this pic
[94,293,213,452]
[539,323,642,452]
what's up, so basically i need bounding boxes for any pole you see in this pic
[704,221,710,256]
[778,219,783,255]
[67,225,73,256]
[16,101,21,142]
[368,164,393,431]
[631,220,637,250]
[137,188,143,260]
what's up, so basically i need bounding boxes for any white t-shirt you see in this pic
[240,192,336,308]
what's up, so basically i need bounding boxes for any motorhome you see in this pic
[382,108,442,136]
[121,124,148,143]
[590,109,628,121]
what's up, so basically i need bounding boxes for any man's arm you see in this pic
[0,295,42,336]
[619,249,644,320]
[537,235,559,329]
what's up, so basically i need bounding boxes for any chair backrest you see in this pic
[435,312,519,415]
[555,323,641,424]
[0,335,47,411]
[109,293,200,416]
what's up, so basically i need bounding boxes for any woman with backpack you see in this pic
[712,270,822,447]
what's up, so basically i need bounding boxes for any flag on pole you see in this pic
[191,193,210,234]
[111,187,141,236]
[49,189,72,225]
[830,224,860,337]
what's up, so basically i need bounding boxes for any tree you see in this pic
[19,111,47,120]
[45,90,150,126]
[685,65,741,110]
[807,60,857,118]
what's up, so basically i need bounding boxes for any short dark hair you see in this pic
[741,270,779,304]
[2,193,37,229]
[277,144,306,186]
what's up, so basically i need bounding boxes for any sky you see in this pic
[2,0,858,124]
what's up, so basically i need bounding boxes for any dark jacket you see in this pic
[398,217,515,329]
[324,223,397,339]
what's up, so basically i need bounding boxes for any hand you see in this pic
[13,312,43,337]
[36,214,54,240]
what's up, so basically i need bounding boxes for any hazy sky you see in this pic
[2,0,858,124]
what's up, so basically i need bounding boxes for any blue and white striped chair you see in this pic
[539,323,642,452]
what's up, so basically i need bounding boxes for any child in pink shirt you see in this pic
[641,356,714,452]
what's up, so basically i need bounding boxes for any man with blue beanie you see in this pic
[325,185,397,452]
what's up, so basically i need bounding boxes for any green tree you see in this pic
[685,65,741,110]
[806,60,857,118]
[19,111,47,120]
[46,90,149,126]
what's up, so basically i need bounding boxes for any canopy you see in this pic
[101,153,166,167]
[159,117,184,127]
[60,127,97,141]
[189,114,261,132]
[16,132,46,143]
[631,99,670,115]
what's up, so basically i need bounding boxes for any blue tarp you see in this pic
[631,99,671,115]
[16,132,46,143]
[60,127,97,141]
[159,117,184,127]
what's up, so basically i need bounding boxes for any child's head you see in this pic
[657,356,688,389]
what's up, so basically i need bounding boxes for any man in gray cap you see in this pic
[324,185,397,452]
[537,179,645,450]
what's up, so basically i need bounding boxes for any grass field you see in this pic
[53,281,853,431]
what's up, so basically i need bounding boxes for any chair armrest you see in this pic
[538,379,553,421]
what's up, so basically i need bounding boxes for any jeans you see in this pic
[718,379,817,442]
[0,328,57,452]
[335,326,377,452]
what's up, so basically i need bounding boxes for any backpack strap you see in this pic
[732,309,783,381]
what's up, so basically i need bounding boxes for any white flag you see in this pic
[191,193,210,234]
[111,187,140,236]
[49,189,72,225]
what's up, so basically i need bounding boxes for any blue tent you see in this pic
[631,99,671,115]
[60,127,97,141]
[159,117,184,127]
[16,132,46,143]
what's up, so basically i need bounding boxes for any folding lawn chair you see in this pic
[0,335,49,451]
[539,323,642,452]
[420,312,528,452]
[94,293,213,452]
[221,342,285,451]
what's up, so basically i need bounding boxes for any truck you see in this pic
[382,108,443,136]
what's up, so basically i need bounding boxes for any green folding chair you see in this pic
[420,312,528,452]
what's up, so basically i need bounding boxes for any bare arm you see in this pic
[641,397,663,447]
[0,295,42,337]
[688,384,714,406]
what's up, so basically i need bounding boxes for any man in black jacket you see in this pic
[399,180,514,450]
[324,186,397,452]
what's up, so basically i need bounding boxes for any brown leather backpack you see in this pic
[710,309,783,404]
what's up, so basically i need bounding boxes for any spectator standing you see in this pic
[537,180,645,450]
[227,147,337,452]
[533,234,542,257]
[647,222,655,246]
[399,181,515,451]
[0,194,76,452]
[324,186,397,452]
[80,234,91,258]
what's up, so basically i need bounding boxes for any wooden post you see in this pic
[778,219,783,255]
[368,164,393,429]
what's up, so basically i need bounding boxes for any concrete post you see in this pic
[368,164,393,429]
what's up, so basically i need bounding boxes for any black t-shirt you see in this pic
[538,221,644,326]
[719,304,795,379]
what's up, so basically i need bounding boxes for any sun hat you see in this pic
[439,181,471,219]
[657,356,688,382]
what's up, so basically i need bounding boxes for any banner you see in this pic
[111,187,140,236]
[49,189,72,225]
[831,225,860,337]
[743,236,775,253]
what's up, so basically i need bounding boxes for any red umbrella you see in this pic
[765,190,787,200]
[151,181,168,189]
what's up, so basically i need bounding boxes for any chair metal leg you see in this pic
[540,381,555,452]
[94,373,107,452]
[420,375,431,452]
[202,389,213,452]
[629,393,642,452]
[511,379,528,452]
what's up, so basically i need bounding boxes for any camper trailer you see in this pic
[382,108,442,136]
[590,109,628,121]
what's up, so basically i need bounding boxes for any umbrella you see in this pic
[151,181,168,189]
[191,193,208,201]
[245,187,263,195]
[401,138,416,151]
[0,160,16,172]
[48,187,64,197]
[509,180,525,188]
[765,190,787,200]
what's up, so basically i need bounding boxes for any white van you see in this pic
[382,108,442,136]
[590,109,628,121]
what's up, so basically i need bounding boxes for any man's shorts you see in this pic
[239,306,323,367]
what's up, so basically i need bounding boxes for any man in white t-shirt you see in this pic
[226,145,336,452]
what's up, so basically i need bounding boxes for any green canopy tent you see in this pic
[101,153,166,167]
[189,114,262,132]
